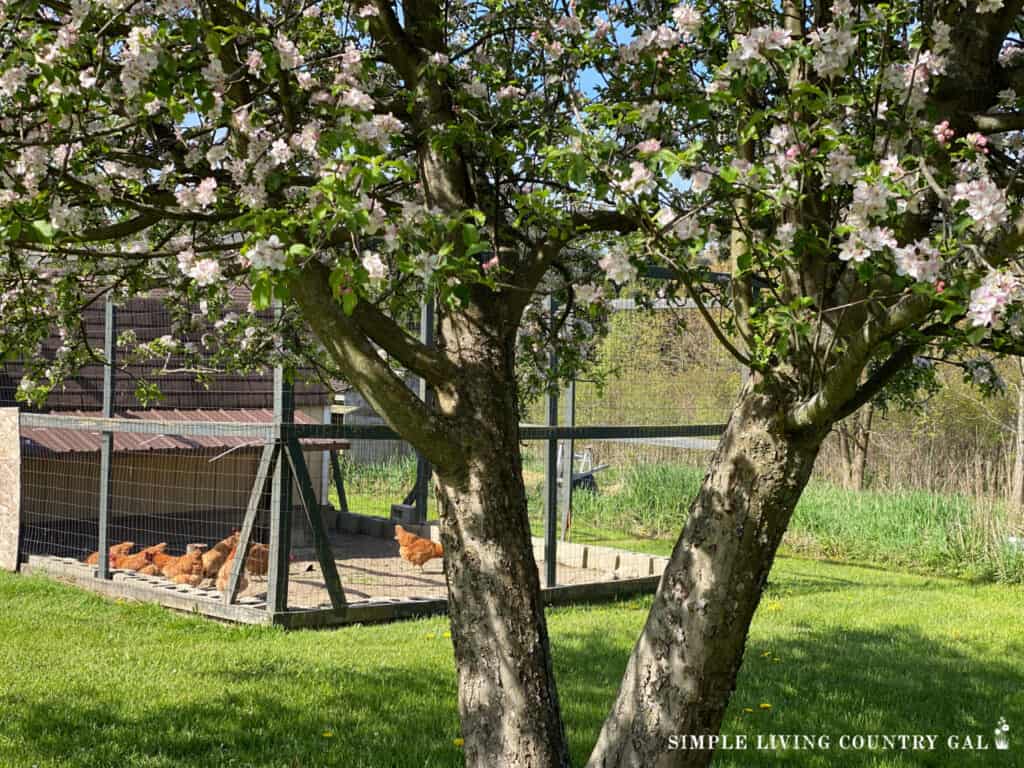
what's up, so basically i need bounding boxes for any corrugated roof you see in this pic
[1,294,328,411]
[21,409,348,455]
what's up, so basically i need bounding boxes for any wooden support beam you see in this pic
[285,438,347,613]
[225,443,278,605]
[330,451,349,514]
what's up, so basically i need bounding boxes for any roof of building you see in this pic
[20,408,348,456]
[0,295,328,411]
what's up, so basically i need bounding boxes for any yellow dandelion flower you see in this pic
[743,707,754,714]
[453,738,465,747]
[322,730,334,738]
[443,631,452,638]
[759,703,772,710]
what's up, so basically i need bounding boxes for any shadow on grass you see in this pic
[554,623,1022,767]
[3,622,1021,767]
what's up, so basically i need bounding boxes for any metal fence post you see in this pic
[413,300,434,522]
[267,364,294,614]
[96,295,115,580]
[544,297,558,588]
[559,378,575,540]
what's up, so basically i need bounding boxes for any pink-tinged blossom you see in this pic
[656,207,699,240]
[245,50,264,75]
[481,255,500,272]
[555,15,583,35]
[270,138,293,165]
[120,27,161,99]
[735,26,791,64]
[177,248,196,273]
[497,85,526,100]
[637,101,662,126]
[672,3,701,35]
[969,0,1005,13]
[826,148,857,185]
[616,161,654,194]
[849,180,891,222]
[933,120,954,145]
[838,237,869,263]
[340,88,374,111]
[0,67,27,98]
[893,239,942,283]
[968,271,1020,326]
[188,258,222,286]
[690,169,711,194]
[637,138,661,154]
[274,33,303,70]
[362,251,387,280]
[429,52,450,66]
[966,132,989,154]
[194,177,217,208]
[598,249,638,284]
[249,236,287,270]
[79,68,97,88]
[357,4,379,16]
[808,24,856,79]
[952,177,1008,236]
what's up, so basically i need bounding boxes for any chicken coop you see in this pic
[0,293,739,627]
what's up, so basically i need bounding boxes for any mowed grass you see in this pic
[1,559,1021,768]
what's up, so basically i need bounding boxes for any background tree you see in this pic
[4,1,1024,768]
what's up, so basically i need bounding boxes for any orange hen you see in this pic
[84,541,134,565]
[394,525,443,570]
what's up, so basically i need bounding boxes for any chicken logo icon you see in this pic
[994,717,1009,751]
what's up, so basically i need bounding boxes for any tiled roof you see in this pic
[1,295,328,411]
[21,409,348,455]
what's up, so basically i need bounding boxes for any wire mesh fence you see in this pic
[7,297,742,623]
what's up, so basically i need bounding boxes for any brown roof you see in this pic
[1,295,327,411]
[21,409,348,455]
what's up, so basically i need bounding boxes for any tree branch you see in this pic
[288,260,463,470]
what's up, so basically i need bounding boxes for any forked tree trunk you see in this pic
[587,380,827,768]
[1011,360,1024,530]
[434,316,570,768]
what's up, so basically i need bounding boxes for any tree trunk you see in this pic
[1011,360,1024,530]
[587,380,827,768]
[850,403,873,492]
[434,315,570,768]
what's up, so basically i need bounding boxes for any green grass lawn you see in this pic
[1,558,1021,767]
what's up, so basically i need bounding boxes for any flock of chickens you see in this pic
[83,532,268,593]
[80,525,441,595]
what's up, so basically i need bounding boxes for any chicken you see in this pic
[137,564,161,576]
[112,550,155,571]
[163,549,204,582]
[244,543,269,576]
[216,547,248,594]
[394,525,419,548]
[83,541,134,565]
[394,525,444,571]
[202,531,239,578]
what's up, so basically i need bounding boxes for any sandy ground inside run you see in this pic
[285,532,624,608]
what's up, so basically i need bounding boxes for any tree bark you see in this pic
[290,269,569,766]
[1011,360,1024,530]
[433,311,570,768]
[587,379,827,768]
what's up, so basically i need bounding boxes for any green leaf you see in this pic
[251,276,272,310]
[342,290,358,316]
[29,220,56,243]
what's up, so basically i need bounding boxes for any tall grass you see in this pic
[335,452,1024,583]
